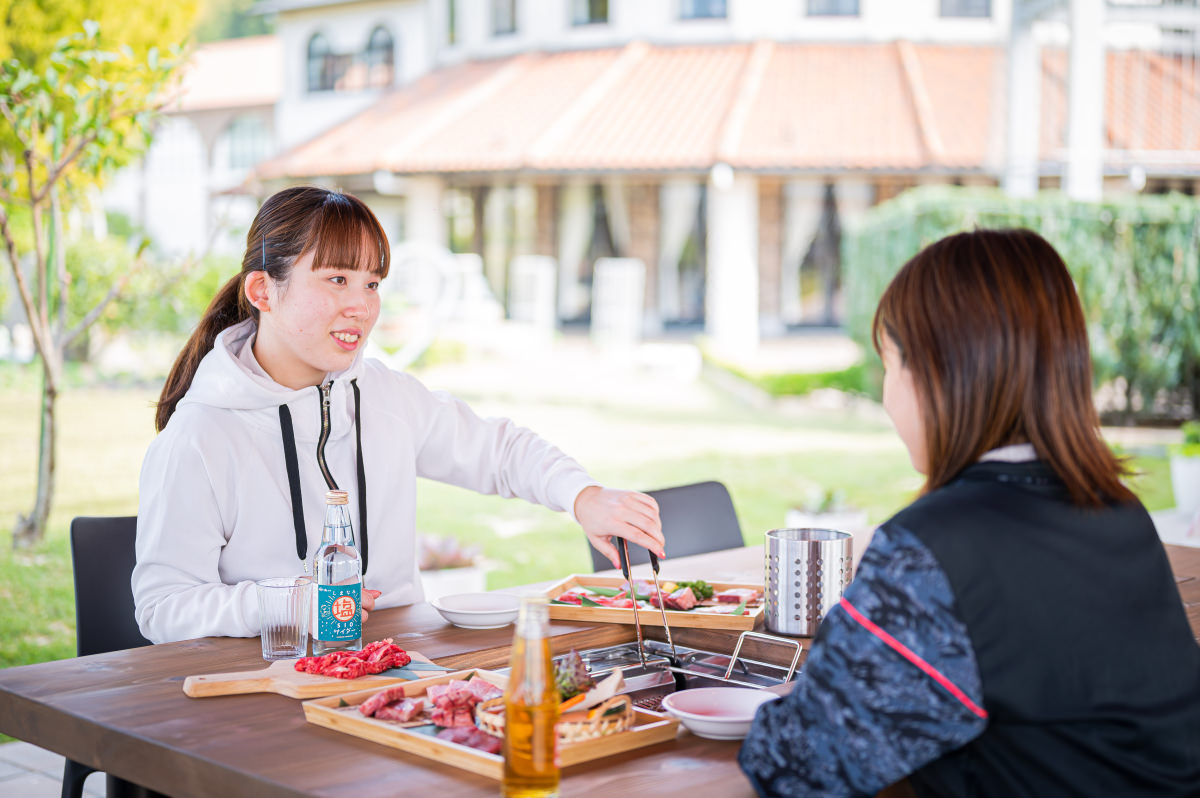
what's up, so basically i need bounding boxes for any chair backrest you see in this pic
[589,480,745,572]
[70,516,152,657]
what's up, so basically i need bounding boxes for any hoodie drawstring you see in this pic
[351,379,369,574]
[279,380,370,575]
[278,405,307,565]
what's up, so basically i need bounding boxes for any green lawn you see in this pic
[0,374,1179,675]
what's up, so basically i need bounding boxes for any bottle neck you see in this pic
[321,503,355,546]
[514,598,549,640]
[509,599,554,699]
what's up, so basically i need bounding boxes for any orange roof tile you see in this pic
[257,40,1199,180]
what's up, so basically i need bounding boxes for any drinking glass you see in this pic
[256,576,312,660]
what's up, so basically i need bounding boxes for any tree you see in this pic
[0,24,181,547]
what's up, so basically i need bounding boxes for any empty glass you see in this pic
[256,576,313,660]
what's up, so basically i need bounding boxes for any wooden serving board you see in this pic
[182,651,444,699]
[303,669,680,780]
[543,574,765,631]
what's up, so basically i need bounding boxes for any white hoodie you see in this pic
[133,319,597,643]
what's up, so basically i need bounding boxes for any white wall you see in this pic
[276,0,428,150]
[431,0,1016,60]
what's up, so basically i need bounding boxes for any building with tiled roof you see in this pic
[112,0,1200,349]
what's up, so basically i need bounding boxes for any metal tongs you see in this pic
[615,538,678,667]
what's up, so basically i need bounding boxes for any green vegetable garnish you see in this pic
[580,595,603,607]
[676,580,715,600]
[732,599,748,616]
[554,650,595,700]
[580,586,623,597]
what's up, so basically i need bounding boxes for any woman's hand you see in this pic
[361,589,382,624]
[574,486,664,569]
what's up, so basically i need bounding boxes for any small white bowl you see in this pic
[430,592,521,629]
[660,687,778,741]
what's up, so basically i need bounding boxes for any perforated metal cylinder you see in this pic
[764,528,853,637]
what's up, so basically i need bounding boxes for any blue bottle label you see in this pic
[316,583,361,641]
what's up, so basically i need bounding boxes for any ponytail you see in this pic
[155,274,253,432]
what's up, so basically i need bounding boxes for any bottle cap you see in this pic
[325,490,349,505]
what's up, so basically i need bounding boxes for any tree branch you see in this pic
[52,188,68,339]
[32,96,168,206]
[0,207,53,360]
[24,146,48,330]
[62,269,135,349]
[63,209,223,350]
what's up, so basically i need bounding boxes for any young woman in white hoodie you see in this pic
[133,186,664,644]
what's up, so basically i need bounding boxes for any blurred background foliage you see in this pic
[844,186,1200,423]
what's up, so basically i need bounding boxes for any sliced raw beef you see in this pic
[650,586,697,611]
[359,685,410,717]
[374,698,426,722]
[294,639,412,679]
[714,588,762,604]
[436,727,503,754]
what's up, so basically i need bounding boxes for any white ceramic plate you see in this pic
[430,592,521,629]
[660,687,778,740]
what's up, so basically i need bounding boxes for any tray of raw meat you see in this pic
[302,668,678,779]
[542,575,765,631]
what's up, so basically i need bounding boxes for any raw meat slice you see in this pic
[359,685,409,716]
[715,588,762,604]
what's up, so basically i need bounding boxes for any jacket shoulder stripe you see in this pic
[840,597,988,720]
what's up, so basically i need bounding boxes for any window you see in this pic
[307,28,397,94]
[807,0,858,15]
[492,0,517,35]
[219,115,271,170]
[940,0,991,18]
[680,0,726,19]
[307,33,332,92]
[447,0,458,44]
[572,0,608,25]
[365,26,394,88]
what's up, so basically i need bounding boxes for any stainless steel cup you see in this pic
[764,528,853,636]
[256,576,313,660]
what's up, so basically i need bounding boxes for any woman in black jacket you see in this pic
[739,229,1200,797]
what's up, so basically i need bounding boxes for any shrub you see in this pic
[843,187,1200,422]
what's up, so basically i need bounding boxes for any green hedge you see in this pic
[842,186,1200,421]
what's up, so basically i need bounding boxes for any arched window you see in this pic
[307,33,331,92]
[217,115,271,171]
[365,26,395,89]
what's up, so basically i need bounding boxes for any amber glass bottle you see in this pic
[502,595,560,798]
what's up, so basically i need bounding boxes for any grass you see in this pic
[0,366,1180,677]
[702,353,878,399]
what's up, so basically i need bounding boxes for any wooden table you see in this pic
[1,544,1197,797]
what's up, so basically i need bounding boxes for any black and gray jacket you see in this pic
[739,460,1200,797]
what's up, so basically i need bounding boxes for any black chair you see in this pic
[589,480,745,571]
[64,516,156,798]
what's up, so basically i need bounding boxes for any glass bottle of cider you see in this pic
[311,489,362,655]
[502,595,560,798]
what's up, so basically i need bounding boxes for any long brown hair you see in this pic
[871,228,1134,507]
[156,186,391,432]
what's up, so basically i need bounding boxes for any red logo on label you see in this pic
[331,595,357,622]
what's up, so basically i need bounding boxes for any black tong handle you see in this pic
[648,549,661,574]
[617,537,633,581]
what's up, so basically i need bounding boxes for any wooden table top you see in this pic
[1,543,1196,797]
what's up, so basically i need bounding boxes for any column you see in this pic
[404,175,447,246]
[706,170,759,356]
[1066,0,1106,201]
[1004,8,1040,198]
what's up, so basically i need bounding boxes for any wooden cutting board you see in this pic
[182,652,443,699]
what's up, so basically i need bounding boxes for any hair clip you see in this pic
[261,236,267,271]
